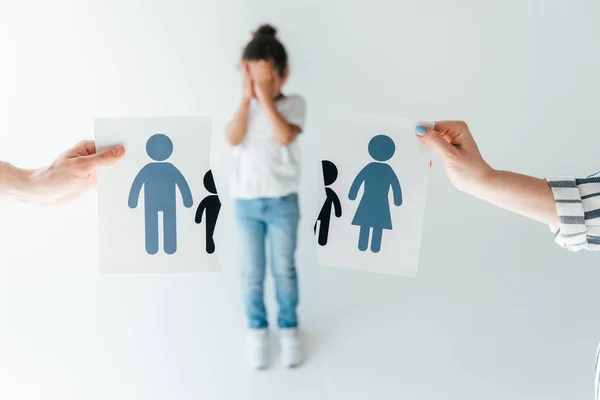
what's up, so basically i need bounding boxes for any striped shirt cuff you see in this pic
[547,177,588,250]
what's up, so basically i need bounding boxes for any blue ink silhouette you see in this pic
[348,135,402,253]
[314,160,342,246]
[195,170,221,254]
[128,134,193,255]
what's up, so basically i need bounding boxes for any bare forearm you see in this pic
[0,162,37,202]
[468,169,559,228]
[262,101,298,146]
[226,99,251,146]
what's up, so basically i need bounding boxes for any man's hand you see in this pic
[26,141,125,204]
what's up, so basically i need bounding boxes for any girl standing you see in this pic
[226,24,306,369]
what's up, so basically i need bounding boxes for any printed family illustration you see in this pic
[348,134,402,253]
[315,160,342,246]
[128,134,194,255]
[315,134,403,253]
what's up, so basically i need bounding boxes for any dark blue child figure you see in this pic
[348,134,402,253]
[128,134,194,255]
[314,160,342,246]
[195,170,221,254]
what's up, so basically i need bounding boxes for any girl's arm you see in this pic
[262,99,302,146]
[226,63,255,146]
[253,63,306,146]
[225,99,252,146]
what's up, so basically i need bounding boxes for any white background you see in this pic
[318,114,430,276]
[96,117,220,273]
[1,1,600,399]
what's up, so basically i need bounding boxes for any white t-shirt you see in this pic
[230,94,307,199]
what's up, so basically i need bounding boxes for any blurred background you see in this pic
[1,0,600,399]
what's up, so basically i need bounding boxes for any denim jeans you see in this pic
[235,193,300,329]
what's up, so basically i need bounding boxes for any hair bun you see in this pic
[254,24,277,38]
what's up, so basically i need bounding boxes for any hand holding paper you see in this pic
[415,121,492,193]
[5,141,125,204]
[417,121,558,227]
[316,113,432,276]
[96,117,220,273]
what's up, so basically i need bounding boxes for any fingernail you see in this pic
[415,126,427,136]
[112,145,124,156]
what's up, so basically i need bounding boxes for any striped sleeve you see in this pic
[548,176,600,251]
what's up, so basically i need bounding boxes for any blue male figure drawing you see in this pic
[348,134,402,253]
[128,133,193,255]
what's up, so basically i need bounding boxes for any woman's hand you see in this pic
[416,121,493,193]
[252,61,275,104]
[242,62,255,101]
[416,121,559,227]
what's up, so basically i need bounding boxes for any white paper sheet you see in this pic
[315,113,432,277]
[95,117,221,273]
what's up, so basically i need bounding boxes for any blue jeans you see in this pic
[235,194,300,329]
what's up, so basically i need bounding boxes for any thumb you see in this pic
[78,145,125,171]
[415,126,455,161]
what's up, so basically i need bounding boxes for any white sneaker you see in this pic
[279,328,303,368]
[246,329,269,369]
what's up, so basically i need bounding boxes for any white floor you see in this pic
[0,197,598,400]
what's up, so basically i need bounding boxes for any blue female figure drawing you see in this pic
[348,134,402,253]
[128,134,193,255]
